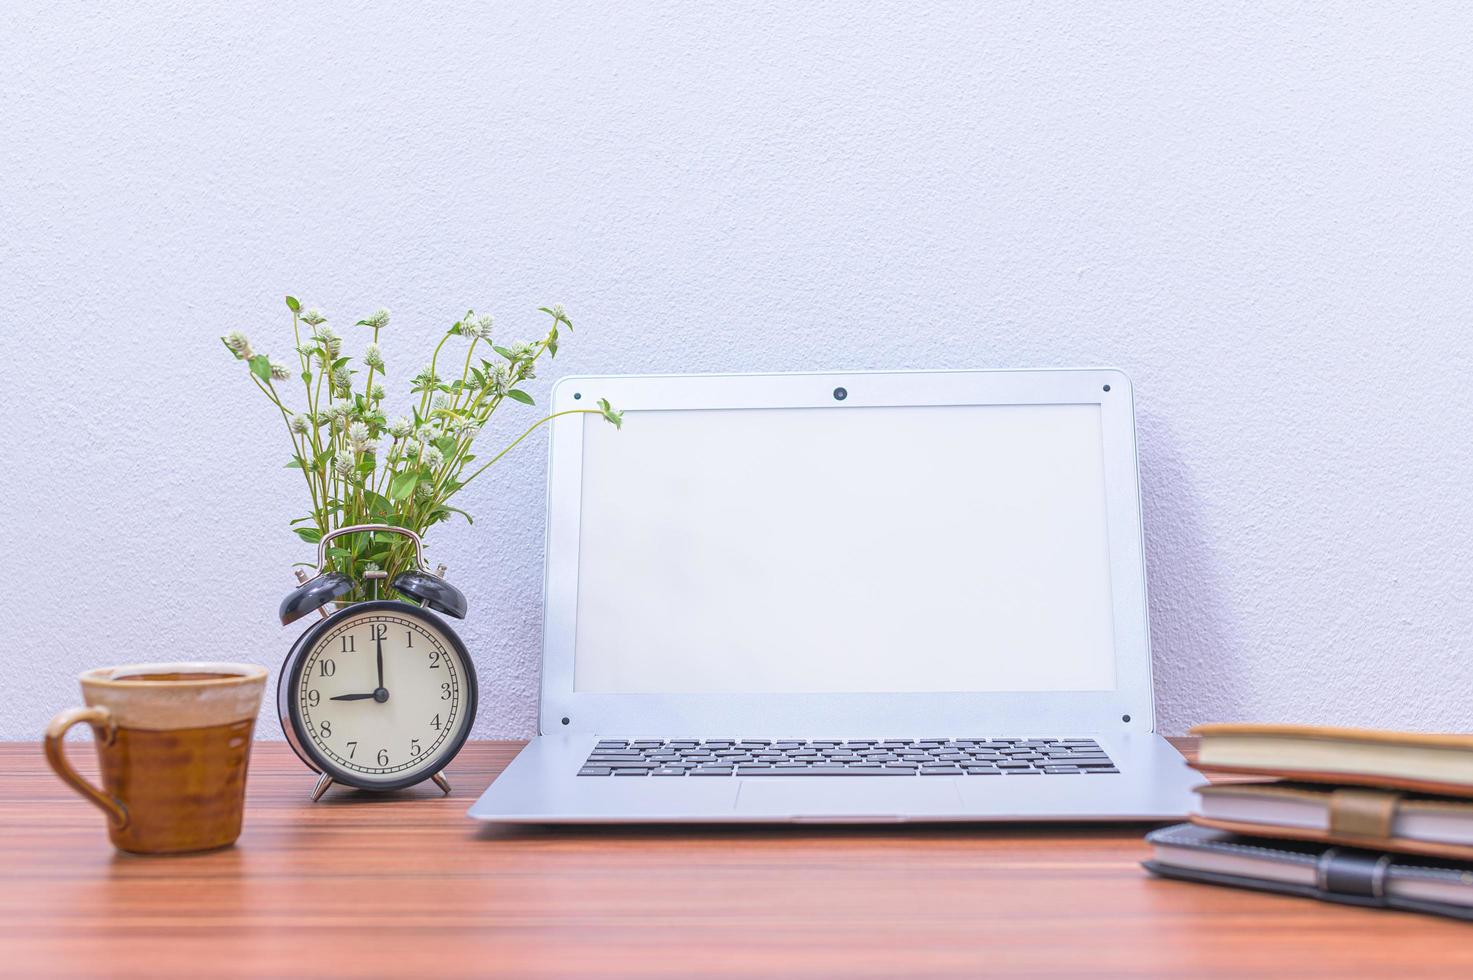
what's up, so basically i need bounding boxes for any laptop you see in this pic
[468,368,1200,823]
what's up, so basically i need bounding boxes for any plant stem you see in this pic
[458,409,602,489]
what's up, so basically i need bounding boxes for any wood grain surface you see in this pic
[2,739,1470,978]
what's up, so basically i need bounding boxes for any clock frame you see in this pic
[279,599,478,794]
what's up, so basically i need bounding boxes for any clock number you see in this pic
[377,748,389,766]
[431,713,442,731]
[428,651,441,669]
[306,689,320,707]
[411,738,422,757]
[319,719,332,738]
[405,630,414,647]
[340,635,355,653]
[347,741,357,759]
[440,681,452,700]
[370,623,388,641]
[318,658,336,677]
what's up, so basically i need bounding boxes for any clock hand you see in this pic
[329,693,377,701]
[375,632,385,692]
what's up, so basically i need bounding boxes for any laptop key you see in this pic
[578,767,612,776]
[739,766,914,776]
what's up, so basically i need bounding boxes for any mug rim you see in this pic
[80,662,268,688]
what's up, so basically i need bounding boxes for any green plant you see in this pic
[224,296,621,601]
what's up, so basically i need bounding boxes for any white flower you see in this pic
[269,361,291,381]
[412,365,439,389]
[423,445,445,468]
[432,394,450,412]
[463,312,494,340]
[416,424,437,444]
[388,416,414,439]
[456,420,480,438]
[324,403,352,429]
[314,326,341,358]
[332,366,352,394]
[332,449,355,477]
[223,331,253,359]
[369,382,385,401]
[488,363,510,395]
[347,420,371,447]
[364,343,385,371]
[549,303,567,321]
[301,308,327,327]
[415,481,435,501]
[290,414,310,434]
[508,340,537,361]
[363,308,390,330]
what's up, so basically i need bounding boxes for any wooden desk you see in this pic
[2,740,1469,977]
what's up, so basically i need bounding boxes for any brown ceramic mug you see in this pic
[43,662,268,854]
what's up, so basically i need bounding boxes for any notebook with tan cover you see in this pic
[1190,782,1473,861]
[1190,724,1473,797]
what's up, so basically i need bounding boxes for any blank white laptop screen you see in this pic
[572,402,1117,694]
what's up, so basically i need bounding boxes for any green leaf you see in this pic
[294,527,323,543]
[438,505,474,524]
[492,345,514,361]
[332,356,350,370]
[598,398,624,430]
[547,335,559,358]
[286,457,304,469]
[249,354,273,382]
[434,436,456,456]
[389,470,419,502]
[362,490,392,516]
[286,296,301,313]
[506,389,534,405]
[300,370,312,383]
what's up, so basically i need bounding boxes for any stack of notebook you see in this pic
[1143,724,1473,921]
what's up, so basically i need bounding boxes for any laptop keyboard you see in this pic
[578,738,1118,776]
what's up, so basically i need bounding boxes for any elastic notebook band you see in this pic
[1327,787,1400,841]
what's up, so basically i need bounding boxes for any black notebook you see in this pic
[1143,823,1473,922]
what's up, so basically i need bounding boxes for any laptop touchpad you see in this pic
[735,778,961,818]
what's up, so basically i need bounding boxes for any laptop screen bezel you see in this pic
[537,368,1155,736]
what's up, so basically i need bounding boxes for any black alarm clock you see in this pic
[277,524,477,800]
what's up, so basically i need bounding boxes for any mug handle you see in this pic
[44,707,129,829]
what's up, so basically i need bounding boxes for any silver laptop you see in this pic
[469,368,1199,823]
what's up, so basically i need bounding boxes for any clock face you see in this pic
[287,603,474,787]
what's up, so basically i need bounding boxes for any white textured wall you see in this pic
[3,3,1471,740]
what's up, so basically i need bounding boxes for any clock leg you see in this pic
[311,773,335,802]
[431,771,452,796]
